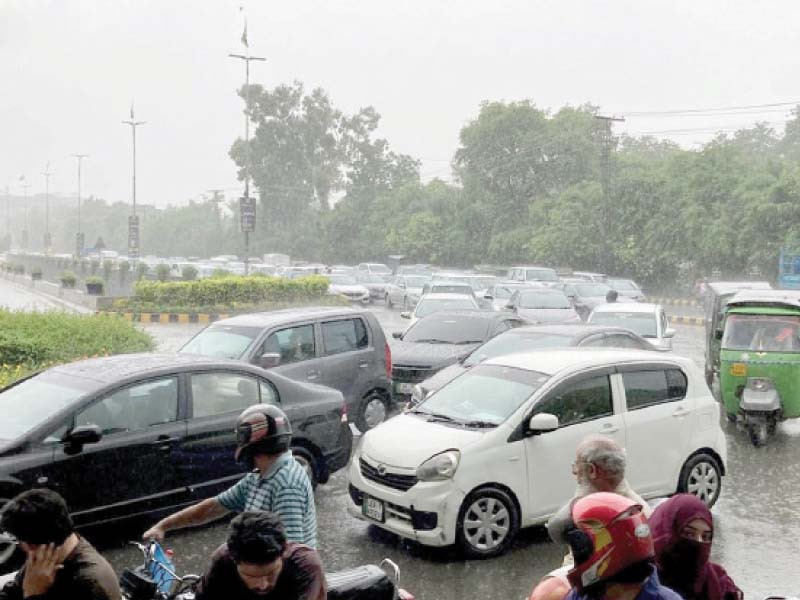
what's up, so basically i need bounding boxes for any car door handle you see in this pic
[600,424,620,434]
[672,407,690,418]
[358,362,369,368]
[152,436,180,451]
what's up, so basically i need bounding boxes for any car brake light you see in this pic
[341,402,348,423]
[385,342,392,379]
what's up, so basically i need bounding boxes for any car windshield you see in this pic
[492,286,518,299]
[722,314,800,352]
[180,325,262,359]
[431,284,472,295]
[576,283,612,297]
[518,291,571,309]
[414,298,478,319]
[405,276,430,288]
[0,372,94,441]
[405,316,489,344]
[416,364,548,426]
[368,264,392,274]
[463,332,574,366]
[590,312,658,338]
[329,275,358,285]
[609,279,638,291]
[358,273,384,283]
[526,269,559,282]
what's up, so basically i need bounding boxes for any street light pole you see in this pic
[21,179,30,251]
[123,106,145,262]
[72,154,88,257]
[42,162,52,254]
[229,25,265,277]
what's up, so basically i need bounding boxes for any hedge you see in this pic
[132,275,330,308]
[0,310,154,387]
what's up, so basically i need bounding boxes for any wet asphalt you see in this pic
[19,299,800,598]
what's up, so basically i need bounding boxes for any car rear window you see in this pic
[180,325,262,359]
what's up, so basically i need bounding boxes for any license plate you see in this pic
[396,382,414,395]
[730,363,747,377]
[362,495,385,522]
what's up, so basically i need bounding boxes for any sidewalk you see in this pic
[0,273,93,314]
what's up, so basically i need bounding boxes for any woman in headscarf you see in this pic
[649,494,742,600]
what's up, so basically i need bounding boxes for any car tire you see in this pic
[385,294,393,309]
[677,453,722,507]
[291,446,319,490]
[357,392,389,432]
[0,492,24,575]
[456,487,520,559]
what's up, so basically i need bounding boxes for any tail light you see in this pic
[385,342,392,379]
[341,401,348,423]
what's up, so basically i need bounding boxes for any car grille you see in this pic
[360,458,418,492]
[392,365,434,384]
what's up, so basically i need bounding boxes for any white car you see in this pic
[400,292,481,326]
[327,274,370,304]
[347,349,726,557]
[588,303,675,351]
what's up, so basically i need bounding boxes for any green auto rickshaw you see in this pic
[703,281,772,387]
[718,290,800,446]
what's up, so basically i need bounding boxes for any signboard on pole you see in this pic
[240,196,256,233]
[128,215,140,259]
[76,232,85,257]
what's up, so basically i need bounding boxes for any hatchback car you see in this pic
[179,307,392,431]
[385,275,431,310]
[327,274,371,304]
[483,281,538,311]
[0,353,351,557]
[507,265,560,286]
[607,278,646,302]
[562,281,633,320]
[505,288,581,323]
[390,310,528,402]
[410,324,654,404]
[589,303,675,351]
[348,349,726,558]
[401,293,481,325]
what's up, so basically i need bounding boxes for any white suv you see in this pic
[347,349,727,558]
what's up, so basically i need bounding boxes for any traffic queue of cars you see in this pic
[0,260,698,566]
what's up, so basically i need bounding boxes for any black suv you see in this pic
[180,307,393,431]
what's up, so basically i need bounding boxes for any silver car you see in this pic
[506,288,581,323]
[588,303,675,351]
[483,281,537,311]
[385,275,430,310]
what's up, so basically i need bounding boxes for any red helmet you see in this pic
[234,404,293,462]
[566,492,654,592]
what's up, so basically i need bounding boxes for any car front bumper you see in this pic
[346,454,464,547]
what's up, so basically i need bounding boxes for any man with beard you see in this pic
[195,511,325,600]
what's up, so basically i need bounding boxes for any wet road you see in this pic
[0,276,65,311]
[89,306,798,599]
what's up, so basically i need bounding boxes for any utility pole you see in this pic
[21,178,30,251]
[72,154,88,257]
[42,162,52,254]
[229,19,265,276]
[123,105,146,263]
[4,186,10,245]
[594,114,625,274]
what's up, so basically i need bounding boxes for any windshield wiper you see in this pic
[410,338,449,344]
[423,412,461,424]
[456,340,483,345]
[462,420,499,429]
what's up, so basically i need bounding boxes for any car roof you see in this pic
[504,323,643,339]
[419,292,477,300]
[483,348,688,376]
[707,281,772,294]
[512,265,556,270]
[417,309,504,323]
[49,353,263,386]
[210,306,362,327]
[728,289,800,309]
[591,303,660,314]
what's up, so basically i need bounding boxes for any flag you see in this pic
[241,20,248,47]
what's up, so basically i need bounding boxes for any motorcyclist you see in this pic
[605,290,619,303]
[143,404,317,547]
[562,492,681,600]
[195,511,325,600]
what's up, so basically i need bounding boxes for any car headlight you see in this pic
[747,377,774,392]
[411,384,427,403]
[416,450,460,481]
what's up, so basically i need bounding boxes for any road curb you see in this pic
[668,315,705,327]
[648,297,702,308]
[96,311,229,324]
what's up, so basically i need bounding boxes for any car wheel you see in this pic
[456,487,519,559]
[357,392,389,432]
[677,453,722,507]
[385,294,393,309]
[291,446,318,490]
[0,494,24,574]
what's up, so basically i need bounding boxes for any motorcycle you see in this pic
[121,539,415,600]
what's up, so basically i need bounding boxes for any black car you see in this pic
[0,353,350,559]
[410,323,655,404]
[390,310,528,402]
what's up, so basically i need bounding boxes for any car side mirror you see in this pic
[258,352,282,369]
[714,328,723,341]
[527,413,559,435]
[400,312,411,319]
[484,294,493,300]
[64,424,102,454]
[664,328,676,339]
[392,331,403,339]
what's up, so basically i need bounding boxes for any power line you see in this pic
[623,100,800,117]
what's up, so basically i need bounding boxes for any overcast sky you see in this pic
[2,0,800,207]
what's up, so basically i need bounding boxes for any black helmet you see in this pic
[234,404,293,463]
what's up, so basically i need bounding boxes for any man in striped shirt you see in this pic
[143,404,317,548]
